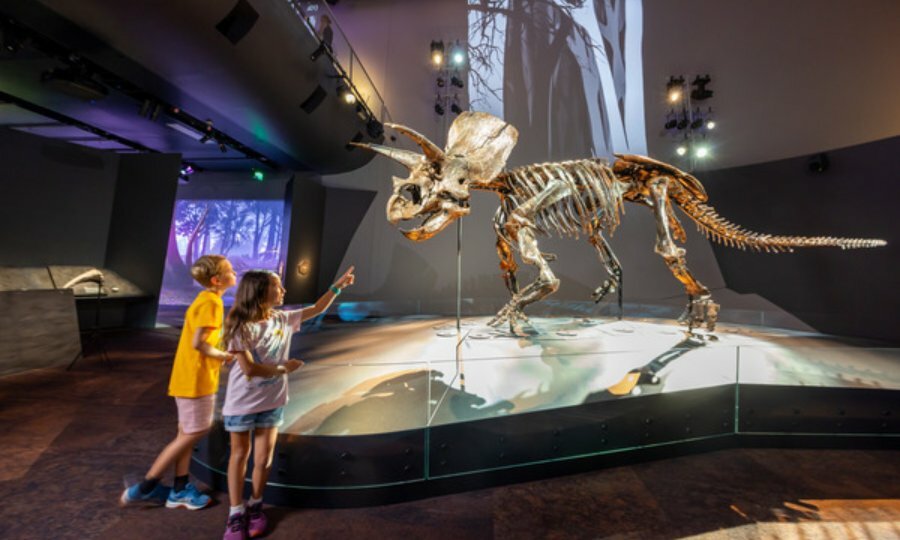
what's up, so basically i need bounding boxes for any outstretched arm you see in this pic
[296,266,356,323]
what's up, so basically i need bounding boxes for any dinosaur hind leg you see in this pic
[588,230,624,319]
[647,177,719,333]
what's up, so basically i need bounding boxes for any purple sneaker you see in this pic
[223,512,246,540]
[247,503,267,538]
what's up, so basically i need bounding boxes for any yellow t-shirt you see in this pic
[168,290,225,398]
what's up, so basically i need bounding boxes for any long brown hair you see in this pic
[223,270,278,347]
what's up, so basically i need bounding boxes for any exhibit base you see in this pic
[191,316,900,507]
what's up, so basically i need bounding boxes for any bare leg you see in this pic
[647,177,718,332]
[145,426,208,480]
[227,431,252,507]
[250,427,279,500]
[588,230,624,318]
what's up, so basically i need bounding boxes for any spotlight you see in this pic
[690,114,703,130]
[450,41,466,66]
[180,164,195,176]
[695,145,710,158]
[199,133,212,144]
[664,110,677,130]
[430,40,445,66]
[218,141,227,153]
[252,168,265,181]
[676,111,688,130]
[807,153,829,173]
[706,120,716,130]
[434,101,445,116]
[450,75,464,89]
[451,102,462,115]
[691,74,713,101]
[436,76,445,88]
[676,146,687,156]
[337,84,356,104]
[666,75,684,104]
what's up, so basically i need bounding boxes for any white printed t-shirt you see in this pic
[222,309,302,417]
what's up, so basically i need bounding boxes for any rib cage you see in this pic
[678,199,887,252]
[494,158,624,241]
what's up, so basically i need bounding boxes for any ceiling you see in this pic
[0,0,384,174]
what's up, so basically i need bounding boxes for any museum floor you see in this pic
[1,329,898,540]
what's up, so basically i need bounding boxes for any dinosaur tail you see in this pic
[677,199,887,253]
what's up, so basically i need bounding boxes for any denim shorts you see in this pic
[222,407,285,432]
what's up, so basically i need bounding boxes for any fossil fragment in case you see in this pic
[353,112,886,338]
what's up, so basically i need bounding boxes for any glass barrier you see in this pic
[286,0,391,123]
[736,346,900,390]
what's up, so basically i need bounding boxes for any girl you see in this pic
[221,266,355,540]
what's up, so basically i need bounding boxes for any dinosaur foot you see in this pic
[487,303,532,336]
[677,295,720,334]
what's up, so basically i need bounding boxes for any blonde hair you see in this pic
[190,254,227,287]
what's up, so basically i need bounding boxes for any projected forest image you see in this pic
[159,199,288,306]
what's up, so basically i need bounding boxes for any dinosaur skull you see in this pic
[354,112,518,242]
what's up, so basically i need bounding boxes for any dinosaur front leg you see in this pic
[488,227,560,334]
[588,230,624,319]
[647,178,719,333]
[496,235,519,295]
[488,180,569,334]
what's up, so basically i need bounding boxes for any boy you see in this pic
[121,255,237,510]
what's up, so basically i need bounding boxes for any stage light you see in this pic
[691,74,713,101]
[666,75,684,104]
[664,110,677,130]
[676,146,687,156]
[337,84,356,104]
[252,168,264,181]
[690,115,703,130]
[218,141,227,153]
[451,102,462,115]
[434,101,445,116]
[430,40,444,66]
[436,76,445,88]
[366,117,384,139]
[695,145,709,158]
[706,120,716,130]
[450,75,464,89]
[450,41,466,66]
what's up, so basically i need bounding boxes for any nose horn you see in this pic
[349,142,423,171]
[385,123,445,162]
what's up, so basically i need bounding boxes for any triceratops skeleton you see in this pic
[355,112,886,336]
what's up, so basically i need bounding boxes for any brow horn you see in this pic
[385,123,444,162]
[349,142,423,171]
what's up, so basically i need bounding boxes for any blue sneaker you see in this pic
[165,482,212,510]
[120,482,171,506]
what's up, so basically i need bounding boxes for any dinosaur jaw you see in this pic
[398,201,470,242]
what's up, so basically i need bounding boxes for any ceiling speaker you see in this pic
[216,0,259,45]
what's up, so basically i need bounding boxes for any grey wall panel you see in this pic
[317,187,377,293]
[283,173,326,304]
[104,153,181,327]
[701,136,899,342]
[0,128,119,267]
